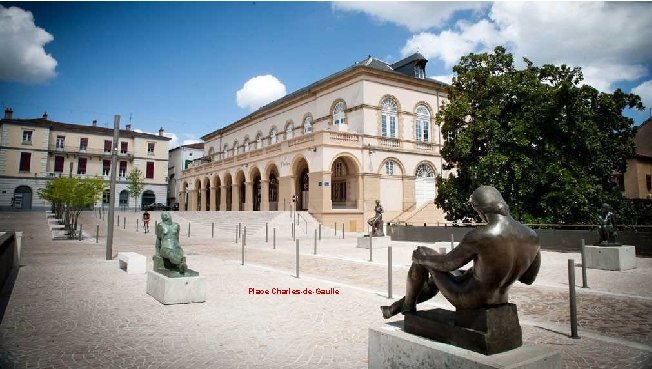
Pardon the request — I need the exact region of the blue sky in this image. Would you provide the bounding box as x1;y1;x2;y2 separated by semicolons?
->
1;2;651;148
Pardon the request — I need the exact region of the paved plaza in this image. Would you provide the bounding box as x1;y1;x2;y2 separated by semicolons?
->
1;210;651;368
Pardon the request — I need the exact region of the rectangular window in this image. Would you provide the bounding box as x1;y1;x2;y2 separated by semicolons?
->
146;161;154;179
79;137;88;151
147;142;155;154
121;142;128;154
56;135;65;149
77;158;87;174
119;161;127;177
54;156;64;173
415;121;421;141
22;130;32;144
184;159;192;169
19;152;31;172
104;140;112;153
381;115;387;137
102;160;111;175
389;117;397;138
423;123;429;142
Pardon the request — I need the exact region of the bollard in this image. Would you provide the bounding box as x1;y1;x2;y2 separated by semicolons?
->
96;225;99;243
295;239;300;278
292;222;295;241
388;246;393;298
568;259;580;339
136;219;139;232
123;218;125;229
319;223;322;240
334;221;337;236
239;223;242;238
241;226;246;265
212;222;214;238
79;224;83;241
580;239;588;288
266;223;268;243
342;223;344;239
117;215;120;228
424;222;426;227
369;231;373;262
235;225;239;243
313;229;317;255
273;228;276;249
450;234;455;249
188;223;191;238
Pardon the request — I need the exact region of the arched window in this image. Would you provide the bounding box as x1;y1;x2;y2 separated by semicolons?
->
384;160;397;176
286;123;294;140
415;163;435;178
381;98;398;138
256;133;263;149
415;105;430;142
303;116;313;134
333;101;346;126
223;144;229;158
243;137;250;152
270;128;278;144
208;147;215;157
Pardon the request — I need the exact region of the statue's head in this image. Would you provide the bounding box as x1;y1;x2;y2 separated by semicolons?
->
469;186;510;220
601;203;610;213
375;200;380;205
161;211;171;223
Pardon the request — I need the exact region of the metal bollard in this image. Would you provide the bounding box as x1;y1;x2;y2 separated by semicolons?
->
369;232;373;262
123;218;125;229
450;234;455;249
295;239;300;278
319;223;322;240
212;222;214;238
96;225;99;243
580;239;588;288
314;229;317;255
568;259;580;339
188;223;191;238
388;246;393;298
292;222;295;241
342;223;344;239
334;221;337;236
79;224;83;241
266;223;268;243
241;226;246;265
117;215;120;228
238;223;242;238
273;228;276;249
136;219;139;232
235;225;238;243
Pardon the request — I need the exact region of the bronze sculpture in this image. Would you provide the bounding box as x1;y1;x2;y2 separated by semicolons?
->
153;212;197;277
367;200;384;237
381;186;541;316
595;203;621;246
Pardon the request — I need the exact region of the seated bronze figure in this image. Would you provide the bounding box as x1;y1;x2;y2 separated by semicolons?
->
382;186;541;317
153;212;196;277
367;200;384;237
595;203;621;246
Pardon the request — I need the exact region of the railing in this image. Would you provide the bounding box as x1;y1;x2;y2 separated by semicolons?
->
379;137;401;148
329;132;359;142
47;144;133;159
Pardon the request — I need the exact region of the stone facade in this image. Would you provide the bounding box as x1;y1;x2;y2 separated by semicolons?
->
180;54;450;230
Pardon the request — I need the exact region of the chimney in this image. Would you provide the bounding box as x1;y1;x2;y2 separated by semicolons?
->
92;120;97;127
126;124;131;131
42;112;48;119
159;127;164;136
3;108;12;120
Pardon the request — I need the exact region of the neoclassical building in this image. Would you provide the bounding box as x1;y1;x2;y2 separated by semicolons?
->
180;53;449;230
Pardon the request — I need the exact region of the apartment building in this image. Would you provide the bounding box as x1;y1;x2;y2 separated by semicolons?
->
180;53;450;230
167;142;204;207
624;117;652;199
0;109;171;210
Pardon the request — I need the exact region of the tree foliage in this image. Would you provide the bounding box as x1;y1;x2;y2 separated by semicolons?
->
435;46;644;224
38;176;105;238
126;168;145;211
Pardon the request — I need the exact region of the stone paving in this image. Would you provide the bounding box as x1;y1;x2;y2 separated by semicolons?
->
0;210;651;368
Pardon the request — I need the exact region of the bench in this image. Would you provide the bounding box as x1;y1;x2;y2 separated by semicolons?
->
117;252;146;274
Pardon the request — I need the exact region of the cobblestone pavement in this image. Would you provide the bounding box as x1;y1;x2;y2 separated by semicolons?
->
1;211;651;369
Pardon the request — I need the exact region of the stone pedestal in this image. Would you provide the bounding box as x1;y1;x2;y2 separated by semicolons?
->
117;252;146;274
146;271;206;305
357;236;391;249
585;245;636;271
369;322;560;369
405;304;522;355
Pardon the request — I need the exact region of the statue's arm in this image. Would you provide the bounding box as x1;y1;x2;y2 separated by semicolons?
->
415;243;476;272
518;251;541;285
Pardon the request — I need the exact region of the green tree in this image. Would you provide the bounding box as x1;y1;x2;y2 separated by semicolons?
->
436;46;643;224
126;168;145;211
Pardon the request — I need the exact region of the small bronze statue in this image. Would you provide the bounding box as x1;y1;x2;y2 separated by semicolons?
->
595;203;621;246
381;186;541;316
367;200;384;237
153;212;197;277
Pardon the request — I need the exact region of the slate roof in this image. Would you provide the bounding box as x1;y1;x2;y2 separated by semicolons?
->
635;117;652;158
202;53;448;141
0;117;171;141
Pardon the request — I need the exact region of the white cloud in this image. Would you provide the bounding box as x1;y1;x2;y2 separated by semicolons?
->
0;5;57;83
429;74;454;85
236;75;287;112
332;2;487;32
632;80;652;110
396;2;652;92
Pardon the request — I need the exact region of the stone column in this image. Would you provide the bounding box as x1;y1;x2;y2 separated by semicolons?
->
199;187;206;211
220;185;227;211
210;186;218;211
279;175;295;212
179;191;186;211
232;184;240;211
261;179;270;211
188;190;198;211
245;181;254;211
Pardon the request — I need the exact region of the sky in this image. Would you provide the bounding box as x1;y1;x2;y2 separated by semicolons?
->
1;1;651;149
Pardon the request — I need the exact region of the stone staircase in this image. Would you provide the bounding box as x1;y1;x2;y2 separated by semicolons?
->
391;202;448;226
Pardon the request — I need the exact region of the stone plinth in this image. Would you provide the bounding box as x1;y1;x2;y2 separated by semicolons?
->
117;252;146;274
404;304;522;355
357;236;391;249
146;270;206;305
369;322;560;369
585;245;636;271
